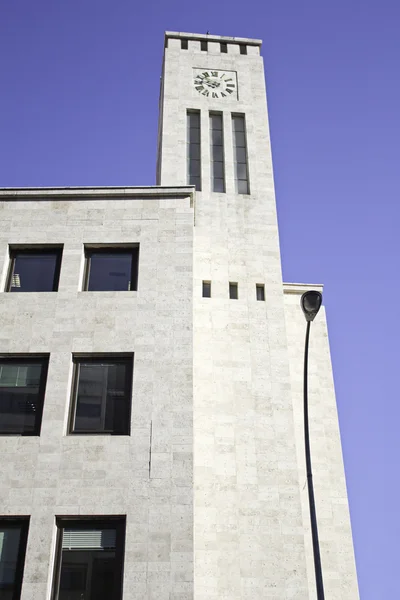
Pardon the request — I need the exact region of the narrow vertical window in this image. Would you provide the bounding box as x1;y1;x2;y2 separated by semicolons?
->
229;282;238;299
187;111;201;191
202;281;211;298
256;284;265;301
200;40;207;52
209;113;225;192
232;115;250;194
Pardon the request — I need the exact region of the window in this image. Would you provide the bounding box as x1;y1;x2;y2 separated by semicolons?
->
229;282;238;299
232;115;250;194
70;357;133;435
200;40;207;51
209;113;225;192
84;247;139;292
7;247;62;292
0;518;29;600
187;111;201;191
202;281;211;298
0;356;49;435
220;42;227;53
53;518;125;600
181;39;188;50
256;284;265;301
239;44;247;55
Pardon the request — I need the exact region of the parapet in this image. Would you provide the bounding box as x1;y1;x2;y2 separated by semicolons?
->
165;31;262;56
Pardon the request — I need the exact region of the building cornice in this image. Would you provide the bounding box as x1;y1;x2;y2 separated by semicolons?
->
165;31;262;46
0;185;195;204
283;282;324;294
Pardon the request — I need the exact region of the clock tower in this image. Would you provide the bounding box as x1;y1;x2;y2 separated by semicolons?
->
157;31;359;600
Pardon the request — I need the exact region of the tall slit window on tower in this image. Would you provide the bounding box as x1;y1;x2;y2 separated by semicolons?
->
187;111;201;191
232;114;250;194
209;113;225;192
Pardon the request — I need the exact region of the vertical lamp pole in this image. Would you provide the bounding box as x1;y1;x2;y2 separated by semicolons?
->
301;290;325;600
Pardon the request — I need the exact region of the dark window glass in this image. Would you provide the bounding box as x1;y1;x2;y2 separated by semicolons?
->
213;178;225;193
181;39;188;50
188;159;201;177
85;248;139;292
232;115;250;194
239;44;247;55
187;111;201;191
0;518;29;600
0;357;48;435
54;519;125;600
256;284;265;301
220;42;227;53
202;281;211;298
200;40;207;51
7;248;62;292
71;358;132;435
210;113;225;193
229;282;238;299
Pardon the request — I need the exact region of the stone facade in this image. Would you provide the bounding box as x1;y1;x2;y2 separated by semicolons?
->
0;187;194;599
158;32;359;599
0;30;359;600
284;284;359;599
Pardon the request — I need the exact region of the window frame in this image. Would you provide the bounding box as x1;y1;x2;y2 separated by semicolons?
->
83;246;139;292
0;355;49;436
256;284;265;301
187;110;202;191
229;282;238;299
202;281;211;298
232;113;250;195
6;246;63;293
209;112;225;193
52;517;126;600
0;517;30;600
69;355;133;436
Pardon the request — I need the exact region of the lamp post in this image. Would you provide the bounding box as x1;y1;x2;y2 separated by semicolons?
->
300;290;325;600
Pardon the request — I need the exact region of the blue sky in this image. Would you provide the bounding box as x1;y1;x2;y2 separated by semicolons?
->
1;1;399;596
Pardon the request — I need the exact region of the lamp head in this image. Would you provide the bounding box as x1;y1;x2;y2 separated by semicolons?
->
301;290;322;322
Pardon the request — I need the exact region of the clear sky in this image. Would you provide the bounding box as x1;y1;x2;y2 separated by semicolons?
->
1;1;399;596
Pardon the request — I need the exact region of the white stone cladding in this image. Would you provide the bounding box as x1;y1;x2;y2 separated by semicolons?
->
159;33;309;599
158;32;359;600
284;284;359;599
0;187;195;599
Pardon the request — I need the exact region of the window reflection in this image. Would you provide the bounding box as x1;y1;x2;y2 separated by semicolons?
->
55;521;124;600
85;248;139;292
0;358;48;435
0;520;29;599
71;358;132;435
8;248;62;292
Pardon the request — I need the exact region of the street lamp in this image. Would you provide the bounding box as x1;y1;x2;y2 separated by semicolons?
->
300;290;325;600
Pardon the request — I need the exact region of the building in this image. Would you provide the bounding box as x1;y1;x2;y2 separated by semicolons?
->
0;31;358;599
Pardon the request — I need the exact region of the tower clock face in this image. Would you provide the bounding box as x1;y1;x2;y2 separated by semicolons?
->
193;69;237;99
